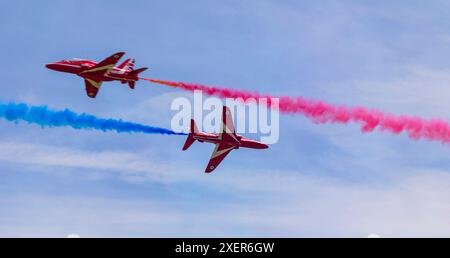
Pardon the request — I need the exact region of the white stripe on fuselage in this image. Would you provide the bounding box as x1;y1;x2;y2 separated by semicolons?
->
58;64;82;68
110;69;129;75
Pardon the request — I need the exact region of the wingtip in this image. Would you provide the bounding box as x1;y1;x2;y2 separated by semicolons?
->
205;165;216;173
113;52;126;59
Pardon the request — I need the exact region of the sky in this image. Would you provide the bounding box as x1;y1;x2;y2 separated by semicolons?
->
1;0;450;237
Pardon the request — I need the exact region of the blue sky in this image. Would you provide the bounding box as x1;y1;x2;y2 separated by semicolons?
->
1;0;450;237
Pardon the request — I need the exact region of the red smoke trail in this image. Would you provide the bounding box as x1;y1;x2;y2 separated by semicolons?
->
142;78;450;143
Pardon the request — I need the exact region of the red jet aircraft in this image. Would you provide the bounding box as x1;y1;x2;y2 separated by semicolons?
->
46;52;148;98
183;106;269;173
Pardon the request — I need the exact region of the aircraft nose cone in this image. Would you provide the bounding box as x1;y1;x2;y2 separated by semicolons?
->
254;142;269;149
45;63;58;70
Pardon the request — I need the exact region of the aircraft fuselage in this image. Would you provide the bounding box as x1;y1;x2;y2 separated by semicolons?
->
193;132;268;149
46;60;139;83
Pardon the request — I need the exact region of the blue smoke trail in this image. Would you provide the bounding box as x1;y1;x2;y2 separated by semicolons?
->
0;102;186;136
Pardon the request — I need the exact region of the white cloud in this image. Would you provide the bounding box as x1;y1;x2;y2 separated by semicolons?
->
0;196;183;237
0;141;174;183
1;140;450;237
187;170;450;237
330;66;450;118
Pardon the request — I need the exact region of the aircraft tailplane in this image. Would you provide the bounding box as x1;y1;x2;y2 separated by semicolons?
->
182;119;198;151
130;67;148;77
127;68;148;89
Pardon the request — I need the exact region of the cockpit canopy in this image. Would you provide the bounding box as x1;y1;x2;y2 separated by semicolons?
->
61;58;89;63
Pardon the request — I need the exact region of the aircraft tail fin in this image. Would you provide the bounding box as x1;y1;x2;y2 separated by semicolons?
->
117;58;135;72
182;119;198;151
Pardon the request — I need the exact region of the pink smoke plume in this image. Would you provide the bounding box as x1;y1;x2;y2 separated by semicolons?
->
143;78;450;143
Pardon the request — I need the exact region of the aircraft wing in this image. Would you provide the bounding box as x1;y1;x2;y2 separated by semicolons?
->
205;143;236;173
81;52;125;76
84;79;102;98
219;106;240;144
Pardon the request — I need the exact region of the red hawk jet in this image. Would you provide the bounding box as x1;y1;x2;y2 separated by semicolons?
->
46;52;148;98
183;106;269;173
